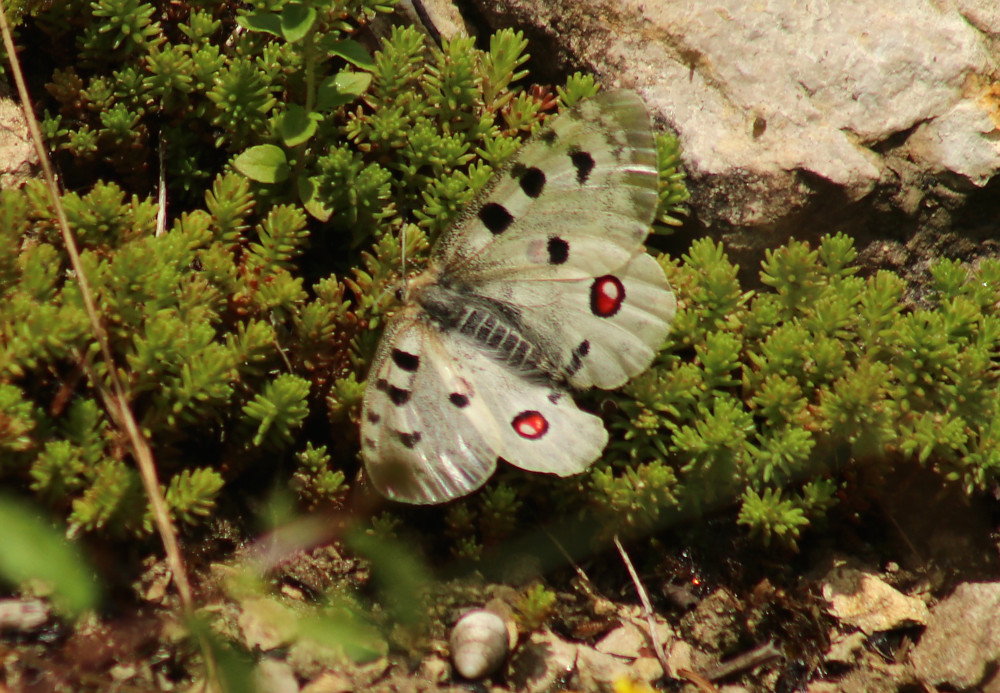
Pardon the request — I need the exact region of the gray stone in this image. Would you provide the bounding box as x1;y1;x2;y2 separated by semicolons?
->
822;564;929;634
474;0;1000;236
912;581;1000;689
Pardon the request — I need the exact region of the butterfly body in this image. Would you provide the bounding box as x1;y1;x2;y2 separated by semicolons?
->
360;91;676;504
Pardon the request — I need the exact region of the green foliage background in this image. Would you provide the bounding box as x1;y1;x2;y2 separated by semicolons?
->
1;0;998;560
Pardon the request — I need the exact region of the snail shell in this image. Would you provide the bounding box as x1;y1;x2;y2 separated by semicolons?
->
449;609;513;680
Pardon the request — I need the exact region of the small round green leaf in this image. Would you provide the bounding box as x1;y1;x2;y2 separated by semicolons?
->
316;71;372;111
278;105;321;147
234;145;290;184
298;177;332;222
280;3;316;43
236;11;282;37
323;39;376;70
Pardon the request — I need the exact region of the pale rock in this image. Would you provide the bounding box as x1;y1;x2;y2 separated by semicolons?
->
399;0;468;42
950;0;1000;34
904;99;1000;186
418;655;451;684
0;598;49;632
825;630;867;665
666;639;694;679
822;564;929;634
239;598;299;651
595;617;671;659
285;639;375;682
254;659;300;693
595;621;647;658
507;630;579;693
0;97;36;189
472;0;1000;231
630;656;664;682
804;683;840;693
300;671;353;693
109;664;138;682
575;645;632;688
911;581;1000;689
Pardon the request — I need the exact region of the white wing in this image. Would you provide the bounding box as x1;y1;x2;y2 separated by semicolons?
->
433;91;660;280
467;251;675;390
360;308;608;504
428;90;675;390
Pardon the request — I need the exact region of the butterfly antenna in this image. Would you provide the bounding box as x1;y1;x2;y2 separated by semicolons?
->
400;224;407;279
399;224;408;301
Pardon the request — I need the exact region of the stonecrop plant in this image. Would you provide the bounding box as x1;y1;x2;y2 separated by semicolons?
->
3;0;998;558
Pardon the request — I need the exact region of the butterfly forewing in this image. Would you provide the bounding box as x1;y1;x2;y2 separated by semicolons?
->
432;91;659;277
359;90;676;504
479;250;675;390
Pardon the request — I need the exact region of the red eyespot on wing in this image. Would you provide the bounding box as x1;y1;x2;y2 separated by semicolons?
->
512;410;549;439
591;275;625;317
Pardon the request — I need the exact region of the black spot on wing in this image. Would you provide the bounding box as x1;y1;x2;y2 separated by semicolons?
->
547;236;569;264
391;349;420;371
512;164;546;198
569;147;595;184
399;431;421;448
388;386;411;406
449;393;470;408
366;411;381;424
539;128;558;145
567;340;591;376
479;202;514;234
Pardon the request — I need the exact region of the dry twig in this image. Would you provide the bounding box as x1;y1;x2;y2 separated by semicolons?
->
613;534;671;677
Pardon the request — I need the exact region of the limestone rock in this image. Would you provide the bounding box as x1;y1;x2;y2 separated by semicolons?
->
472;0;1000;235
912;581;1000;689
822;565;929;634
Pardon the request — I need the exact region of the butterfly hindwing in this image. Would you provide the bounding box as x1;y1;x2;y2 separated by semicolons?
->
468;250;676;390
361;311;500;504
361;310;608;504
